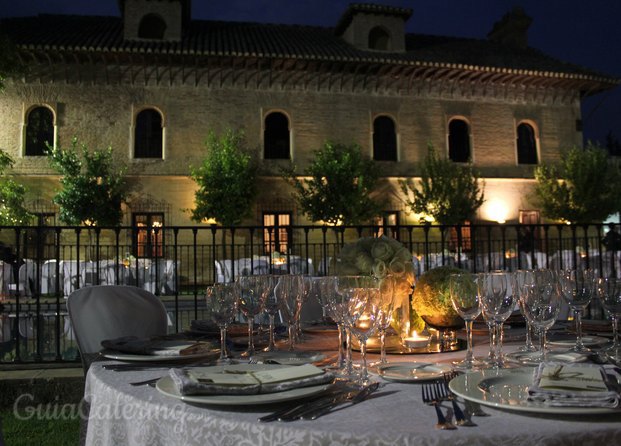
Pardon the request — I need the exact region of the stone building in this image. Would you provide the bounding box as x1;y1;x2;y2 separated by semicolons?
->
0;0;618;246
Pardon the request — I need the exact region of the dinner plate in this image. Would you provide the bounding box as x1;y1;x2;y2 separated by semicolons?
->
155;363;330;405
449;367;621;415
548;336;610;348
375;362;452;382
251;350;325;366
506;350;589;366
100;348;220;363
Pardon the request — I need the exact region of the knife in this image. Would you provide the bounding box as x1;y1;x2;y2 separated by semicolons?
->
297;382;381;421
258;385;347;422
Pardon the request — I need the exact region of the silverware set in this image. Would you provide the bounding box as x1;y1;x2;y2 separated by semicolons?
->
421;372;483;429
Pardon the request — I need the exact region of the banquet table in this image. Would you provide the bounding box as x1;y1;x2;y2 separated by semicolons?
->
84;332;621;446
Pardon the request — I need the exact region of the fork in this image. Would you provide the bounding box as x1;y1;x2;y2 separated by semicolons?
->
437;377;476;427
443;371;488;417
421;383;456;430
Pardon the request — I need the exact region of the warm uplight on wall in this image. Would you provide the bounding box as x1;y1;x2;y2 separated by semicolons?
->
482;199;509;224
203;217;218;224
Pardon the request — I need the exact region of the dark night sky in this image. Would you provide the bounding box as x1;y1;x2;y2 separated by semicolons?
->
1;0;620;146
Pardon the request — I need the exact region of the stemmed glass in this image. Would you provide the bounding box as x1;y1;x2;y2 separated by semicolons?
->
236;275;269;357
521;269;561;363
205;282;239;363
274;274;303;351
478;271;515;368
449;273;482;370
512;270;538;352
372;276;396;366
596;277;621;363
261;275;280;352
558;269;596;352
348;284;381;384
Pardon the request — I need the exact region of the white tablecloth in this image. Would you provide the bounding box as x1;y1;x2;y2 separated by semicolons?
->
84;335;621;446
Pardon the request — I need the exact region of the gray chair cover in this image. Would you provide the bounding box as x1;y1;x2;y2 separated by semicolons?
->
66;285;168;373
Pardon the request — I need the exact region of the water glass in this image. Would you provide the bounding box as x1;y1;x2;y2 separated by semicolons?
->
478;272;515;368
558;269;596;352
449;273;482;370
261;275;280;352
596;277;621;363
274;274;304;351
512;270;538;352
348;285;381;384
236;275;269;357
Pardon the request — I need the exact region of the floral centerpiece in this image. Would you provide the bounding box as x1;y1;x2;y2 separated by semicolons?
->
411;265;465;330
333;235;425;338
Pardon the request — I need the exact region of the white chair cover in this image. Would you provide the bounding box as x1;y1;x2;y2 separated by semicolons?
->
41;260;59;294
67;285;168;372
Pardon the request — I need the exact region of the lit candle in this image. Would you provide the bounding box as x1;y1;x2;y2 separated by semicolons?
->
403;331;429;348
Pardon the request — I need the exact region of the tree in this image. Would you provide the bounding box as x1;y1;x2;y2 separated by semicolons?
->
0;33;23;92
534;142;621;223
189;129;257;226
399;144;484;226
47;137;128;226
0;150;33;225
283;141;381;226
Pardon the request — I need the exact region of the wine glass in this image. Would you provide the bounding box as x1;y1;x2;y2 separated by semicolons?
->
274;274;303;351
558;269;596;352
478;271;515;368
318;276;347;370
372;275;396;366
205;282;239;363
596;277;621;363
449;273;482;370
236;275;269;357
348;284;381;385
511;270;538;352
261;275;280;352
521;269;561;363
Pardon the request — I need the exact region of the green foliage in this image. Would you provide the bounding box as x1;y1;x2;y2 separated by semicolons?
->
47;138;128;226
400;144;484;226
283;141;381;226
534;142;621;223
411;265;465;320
1;408;80;446
189;129;257;226
0;33;24;92
0;150;33;225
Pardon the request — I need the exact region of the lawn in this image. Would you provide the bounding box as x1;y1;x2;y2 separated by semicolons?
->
1;408;80;446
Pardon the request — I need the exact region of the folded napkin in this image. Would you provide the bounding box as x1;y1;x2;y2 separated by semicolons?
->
527;362;620;408
169;364;335;396
101;336;215;356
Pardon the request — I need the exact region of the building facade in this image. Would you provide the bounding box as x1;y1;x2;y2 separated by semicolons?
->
0;0;618;243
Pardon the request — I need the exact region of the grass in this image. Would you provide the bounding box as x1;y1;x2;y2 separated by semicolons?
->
1;408;80;446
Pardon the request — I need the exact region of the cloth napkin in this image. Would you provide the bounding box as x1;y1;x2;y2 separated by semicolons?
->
169;364;335;396
101;336;215;356
527;362;621;408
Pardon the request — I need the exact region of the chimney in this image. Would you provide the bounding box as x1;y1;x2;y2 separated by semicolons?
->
487;7;532;49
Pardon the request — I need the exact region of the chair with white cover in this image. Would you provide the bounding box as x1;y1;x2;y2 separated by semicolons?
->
66;285;168;374
0;261;13;296
9;260;37;297
40;260;60;295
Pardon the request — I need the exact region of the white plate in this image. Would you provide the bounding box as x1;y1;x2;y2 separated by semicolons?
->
100;349;219;363
506;350;589;366
251;350;325;366
449;367;621;415
155;363;330;406
548;336;609;347
375;362;452;382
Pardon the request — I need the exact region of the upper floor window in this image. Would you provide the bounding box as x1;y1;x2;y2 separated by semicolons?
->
368;26;390;51
448;118;471;163
138;13;166;39
25;106;54;156
373;115;397;161
264;112;290;159
516;122;538;164
134;108;163;159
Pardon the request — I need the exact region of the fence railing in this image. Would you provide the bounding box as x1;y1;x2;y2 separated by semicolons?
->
1;221;619;364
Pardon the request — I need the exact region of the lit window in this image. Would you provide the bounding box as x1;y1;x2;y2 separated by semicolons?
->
516;122;538;164
133;213;164;258
25;107;54;156
263;212;291;254
264;112;290;159
448;119;471;162
138;14;166;39
373;116;397;161
134;109;163;158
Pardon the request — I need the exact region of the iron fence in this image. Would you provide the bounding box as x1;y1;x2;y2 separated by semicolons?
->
0;221;619;365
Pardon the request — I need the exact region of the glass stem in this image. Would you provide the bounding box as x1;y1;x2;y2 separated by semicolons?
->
247;319;255;356
346;328;353;376
337;324;345;368
574;309;584;350
525;321;535;350
379;328;387;364
359;338;368;384
288;323;296;351
267;314;276;351
612;316;619;351
487;321;495;362
464;319;474;363
219;327;228;361
540;328;548;362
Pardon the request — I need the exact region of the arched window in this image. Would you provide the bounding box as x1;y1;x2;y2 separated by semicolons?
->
373;116;397;161
25;106;54;156
516;122;538;164
138;13;166;39
134;108;163;158
264;112;290;159
368;26;390;51
448;118;471;162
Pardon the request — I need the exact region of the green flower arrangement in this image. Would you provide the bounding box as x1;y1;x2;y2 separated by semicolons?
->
333;235;425;334
411;265;466;329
